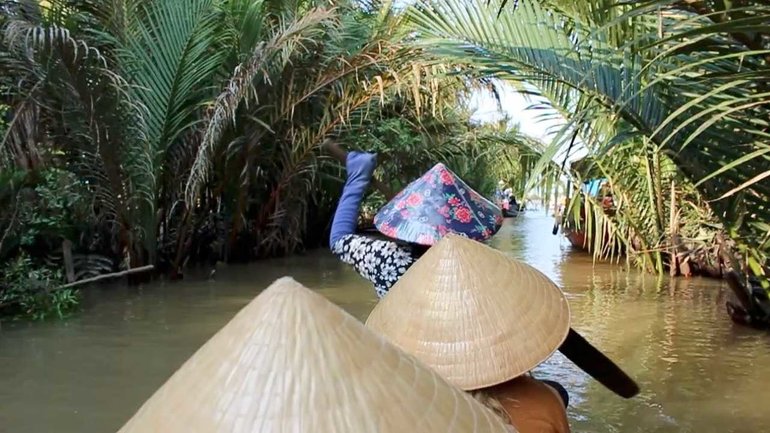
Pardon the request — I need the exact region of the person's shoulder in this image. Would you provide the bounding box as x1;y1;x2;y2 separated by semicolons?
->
490;377;571;432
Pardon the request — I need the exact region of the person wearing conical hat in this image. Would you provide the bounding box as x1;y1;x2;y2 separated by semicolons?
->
508;194;519;213
118;277;516;433
501;188;515;211
494;181;507;207
366;234;574;433
326;140;501;298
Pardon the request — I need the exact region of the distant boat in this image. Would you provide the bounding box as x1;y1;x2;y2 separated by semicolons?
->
560;178;616;252
563;225;613;251
564;226;586;250
503;201;520;218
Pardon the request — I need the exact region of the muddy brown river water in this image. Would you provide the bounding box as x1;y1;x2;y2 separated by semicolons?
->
1;213;768;432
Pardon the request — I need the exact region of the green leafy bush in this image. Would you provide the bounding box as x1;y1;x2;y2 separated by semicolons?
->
0;168;89;319
0;253;76;320
0;104;8;137
20;168;91;246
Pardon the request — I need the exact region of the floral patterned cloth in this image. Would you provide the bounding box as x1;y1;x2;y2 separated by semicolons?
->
374;163;502;245
331;234;417;298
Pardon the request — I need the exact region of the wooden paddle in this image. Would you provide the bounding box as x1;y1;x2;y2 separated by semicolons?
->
558;328;640;398
552;213;561;235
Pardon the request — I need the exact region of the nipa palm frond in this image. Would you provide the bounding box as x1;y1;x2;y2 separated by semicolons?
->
184;7;336;204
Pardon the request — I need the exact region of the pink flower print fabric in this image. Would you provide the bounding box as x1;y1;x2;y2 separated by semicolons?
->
374;163;502;245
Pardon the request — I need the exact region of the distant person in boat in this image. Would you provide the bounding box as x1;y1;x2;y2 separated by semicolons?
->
367;234;572;433
501;188;512;212
326;141;502;298
600;184;614;208
495;180;506;197
597;182;615;216
601;194;614;211
509;195;519;212
494;180;507;208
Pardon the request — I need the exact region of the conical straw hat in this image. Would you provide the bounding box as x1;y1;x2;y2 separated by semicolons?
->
374;163;502;245
366;234;571;391
118;277;515;433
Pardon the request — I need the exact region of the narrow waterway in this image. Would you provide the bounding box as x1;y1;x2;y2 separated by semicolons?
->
0;213;768;433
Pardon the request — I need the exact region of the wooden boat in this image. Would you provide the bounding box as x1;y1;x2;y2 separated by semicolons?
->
502;201;520;218
564;226;587;250
560;178;617;252
563;225;612;251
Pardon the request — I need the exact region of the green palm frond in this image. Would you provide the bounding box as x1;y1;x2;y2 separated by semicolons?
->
184;7;335;204
410;0;770;268
109;0;228;259
117;0;223;161
1;13;140;215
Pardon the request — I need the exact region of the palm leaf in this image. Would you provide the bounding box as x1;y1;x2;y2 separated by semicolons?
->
409;0;769;264
184;7;336;203
113;0;225;259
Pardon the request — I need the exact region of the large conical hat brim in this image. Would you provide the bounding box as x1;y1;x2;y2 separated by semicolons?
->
374;163;502;245
118;277;514;433
366;234;571;391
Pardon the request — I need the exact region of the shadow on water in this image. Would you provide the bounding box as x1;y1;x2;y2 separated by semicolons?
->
1;213;769;432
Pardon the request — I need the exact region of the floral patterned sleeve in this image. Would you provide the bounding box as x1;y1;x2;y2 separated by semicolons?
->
331;234;417;299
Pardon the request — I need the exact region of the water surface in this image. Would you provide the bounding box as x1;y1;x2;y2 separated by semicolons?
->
1;214;767;433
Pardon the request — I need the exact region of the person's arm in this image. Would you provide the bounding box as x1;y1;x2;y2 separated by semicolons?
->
328;148;377;247
325;140;415;297
331;234;416;298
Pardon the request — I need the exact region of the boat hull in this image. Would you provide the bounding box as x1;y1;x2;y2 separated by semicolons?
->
564;226;618;253
565;228;588;250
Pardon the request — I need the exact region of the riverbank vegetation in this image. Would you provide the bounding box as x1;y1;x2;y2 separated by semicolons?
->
0;0;543;318
2;0;768;324
408;0;770;325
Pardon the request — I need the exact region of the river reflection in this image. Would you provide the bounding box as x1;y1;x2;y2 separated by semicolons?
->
0;213;768;433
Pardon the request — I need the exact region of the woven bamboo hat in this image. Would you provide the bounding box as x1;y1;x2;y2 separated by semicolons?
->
118;277;515;433
366;234;571;391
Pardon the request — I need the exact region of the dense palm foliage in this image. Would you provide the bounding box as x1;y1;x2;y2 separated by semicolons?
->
565;146;725;279
353;107;552;222
407;0;770;294
0;0;547;317
4;0;767;321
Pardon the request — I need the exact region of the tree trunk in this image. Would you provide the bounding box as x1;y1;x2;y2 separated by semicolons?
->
62;239;76;283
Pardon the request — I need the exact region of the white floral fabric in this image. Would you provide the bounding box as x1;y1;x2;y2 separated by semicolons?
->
331;234;417;298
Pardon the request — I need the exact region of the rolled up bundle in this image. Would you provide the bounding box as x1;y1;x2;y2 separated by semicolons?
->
117;277;515;433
